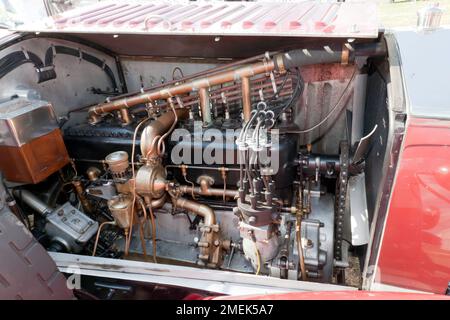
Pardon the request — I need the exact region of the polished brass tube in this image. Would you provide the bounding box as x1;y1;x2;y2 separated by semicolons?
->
140;108;189;158
166;164;240;172
92;221;117;256
179;185;238;199
241;76;251;122
150;194;167;209
200;178;210;193
72;179;93;214
143;76;293;111
172;197;216;226
179;175;238;199
120;108;132;125
171;196;222;267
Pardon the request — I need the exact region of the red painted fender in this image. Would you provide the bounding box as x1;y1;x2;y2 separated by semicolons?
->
376;117;450;294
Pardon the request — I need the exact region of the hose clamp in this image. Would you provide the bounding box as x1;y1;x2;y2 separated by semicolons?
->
341;44;350;66
275;54;286;74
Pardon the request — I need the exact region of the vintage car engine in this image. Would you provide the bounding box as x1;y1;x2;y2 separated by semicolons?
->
0;42;385;285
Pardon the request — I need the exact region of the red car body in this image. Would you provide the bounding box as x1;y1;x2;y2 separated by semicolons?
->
377;117;450;294
212;290;450;300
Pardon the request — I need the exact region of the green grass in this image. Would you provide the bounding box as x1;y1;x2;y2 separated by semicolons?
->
379;0;450;28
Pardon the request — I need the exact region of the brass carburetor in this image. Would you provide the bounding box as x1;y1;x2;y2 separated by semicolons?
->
103;108;226;268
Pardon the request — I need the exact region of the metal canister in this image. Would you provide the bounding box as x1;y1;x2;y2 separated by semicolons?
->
107;195;133;229
417;3;443;31
105;151;129;180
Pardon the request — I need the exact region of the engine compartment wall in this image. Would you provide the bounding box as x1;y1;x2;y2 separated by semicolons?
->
295;64;355;155
0;35;121;117
121;57;219;92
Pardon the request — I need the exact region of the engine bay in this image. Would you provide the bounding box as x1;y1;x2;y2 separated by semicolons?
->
0;33;390;289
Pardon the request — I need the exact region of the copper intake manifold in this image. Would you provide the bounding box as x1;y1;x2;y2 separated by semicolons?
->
88;43;385;125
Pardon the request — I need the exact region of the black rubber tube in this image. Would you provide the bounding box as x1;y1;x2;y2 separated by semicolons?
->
279;49;342;70
275;42;386;71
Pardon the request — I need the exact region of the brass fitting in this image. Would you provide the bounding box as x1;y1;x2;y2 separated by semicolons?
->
72;178;93;214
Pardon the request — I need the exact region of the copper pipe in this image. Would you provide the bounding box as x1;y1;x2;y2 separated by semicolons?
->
172;197;216;226
241;76;251;122
210;80;292;101
210;75;291;97
129;75;293;114
72;179;93;214
87;44;384;122
140;108;189;158
180;164;197;199
159;87;293;110
179;176;239;199
198;87;211;126
150;193;167;209
70;52;281;116
171;196;222;267
124;228;130;256
92;221;116;256
153;80;293;110
166;164;240;172
140;198;157;263
88;59;275;122
179;184;238;199
174;76;291;103
108;52;280;101
199;178;210;193
220;167;227;203
120;108;132;125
